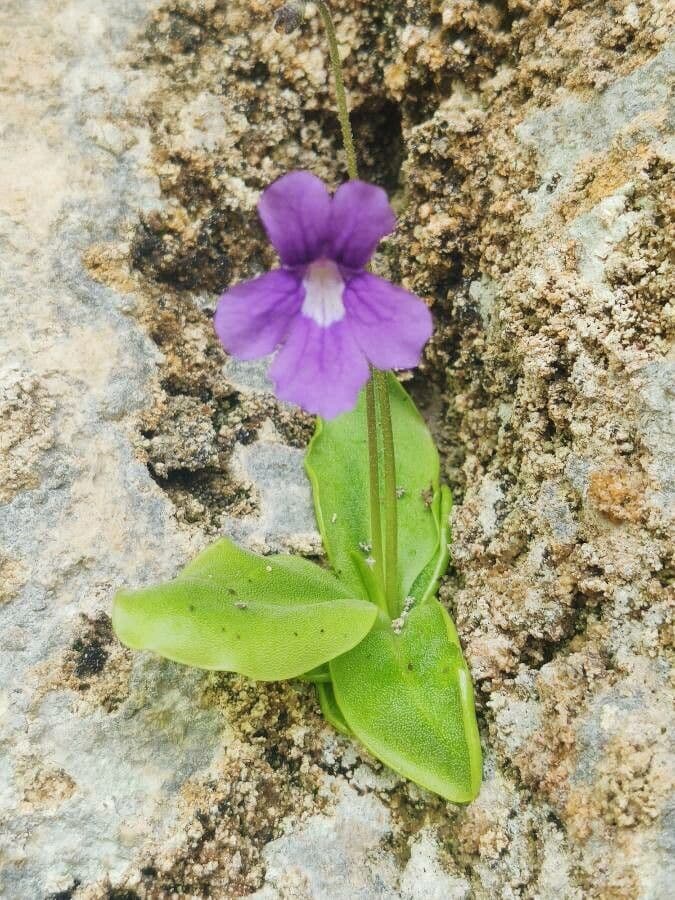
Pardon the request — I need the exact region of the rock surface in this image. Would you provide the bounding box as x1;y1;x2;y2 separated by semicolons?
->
0;0;673;898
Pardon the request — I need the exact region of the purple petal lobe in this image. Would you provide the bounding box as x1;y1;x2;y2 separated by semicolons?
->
258;171;332;266
343;272;433;370
269;315;370;419
214;269;304;361
328;180;397;268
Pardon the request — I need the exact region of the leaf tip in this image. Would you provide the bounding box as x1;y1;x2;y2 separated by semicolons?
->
111;587;145;651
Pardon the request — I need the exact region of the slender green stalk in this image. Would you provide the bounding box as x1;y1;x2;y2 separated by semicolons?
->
365;376;385;607
315;1;398;614
374;370;398;617
315;2;358;180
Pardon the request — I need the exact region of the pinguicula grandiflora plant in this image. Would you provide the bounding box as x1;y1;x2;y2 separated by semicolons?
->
113;1;482;803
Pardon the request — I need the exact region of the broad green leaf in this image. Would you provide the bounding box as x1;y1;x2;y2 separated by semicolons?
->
329;599;482;803
317;683;352;736
113;538;378;681
306;374;441;603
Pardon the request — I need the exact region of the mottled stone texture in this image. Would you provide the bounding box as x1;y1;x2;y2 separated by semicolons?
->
0;0;672;898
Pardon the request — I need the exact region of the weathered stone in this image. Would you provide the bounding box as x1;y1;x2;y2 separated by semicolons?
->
1;0;672;897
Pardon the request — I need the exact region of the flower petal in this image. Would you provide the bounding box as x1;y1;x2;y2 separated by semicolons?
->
258;171;332;266
214;269;304;360
343;272;432;370
269;316;370;419
328;180;396;268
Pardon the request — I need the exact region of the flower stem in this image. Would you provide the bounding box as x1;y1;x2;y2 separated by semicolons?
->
365;375;386;609
315;2;358;181
316;1;398;615
374;370;399;617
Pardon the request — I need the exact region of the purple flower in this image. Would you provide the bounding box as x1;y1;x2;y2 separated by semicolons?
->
214;171;432;418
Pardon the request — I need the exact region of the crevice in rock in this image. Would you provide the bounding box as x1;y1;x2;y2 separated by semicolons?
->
46;881;81;900
351;97;405;191
147;466;258;530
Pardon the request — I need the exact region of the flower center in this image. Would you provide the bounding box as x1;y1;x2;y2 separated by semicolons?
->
301;259;345;327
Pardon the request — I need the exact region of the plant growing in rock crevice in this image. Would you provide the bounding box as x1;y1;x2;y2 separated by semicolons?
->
113;1;482;803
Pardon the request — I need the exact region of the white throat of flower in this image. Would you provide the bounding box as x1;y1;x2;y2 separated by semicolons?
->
301;259;346;327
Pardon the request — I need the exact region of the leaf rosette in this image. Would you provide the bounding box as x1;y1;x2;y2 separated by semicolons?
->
114;377;482;803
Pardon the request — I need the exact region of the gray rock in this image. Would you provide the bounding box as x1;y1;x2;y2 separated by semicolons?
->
1;1;672;898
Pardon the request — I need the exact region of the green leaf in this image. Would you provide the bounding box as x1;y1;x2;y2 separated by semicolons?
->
329;599;482;803
299;664;331;683
317;683;352;736
410;484;453;605
113;538;378;681
306;374;441;603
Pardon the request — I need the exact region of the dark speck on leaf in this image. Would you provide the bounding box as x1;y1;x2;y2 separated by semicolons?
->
407;662;414;671
421;485;434;508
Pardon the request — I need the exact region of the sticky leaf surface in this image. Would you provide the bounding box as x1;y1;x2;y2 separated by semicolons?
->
330;599;482;803
306;374;441;602
113;538;377;681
